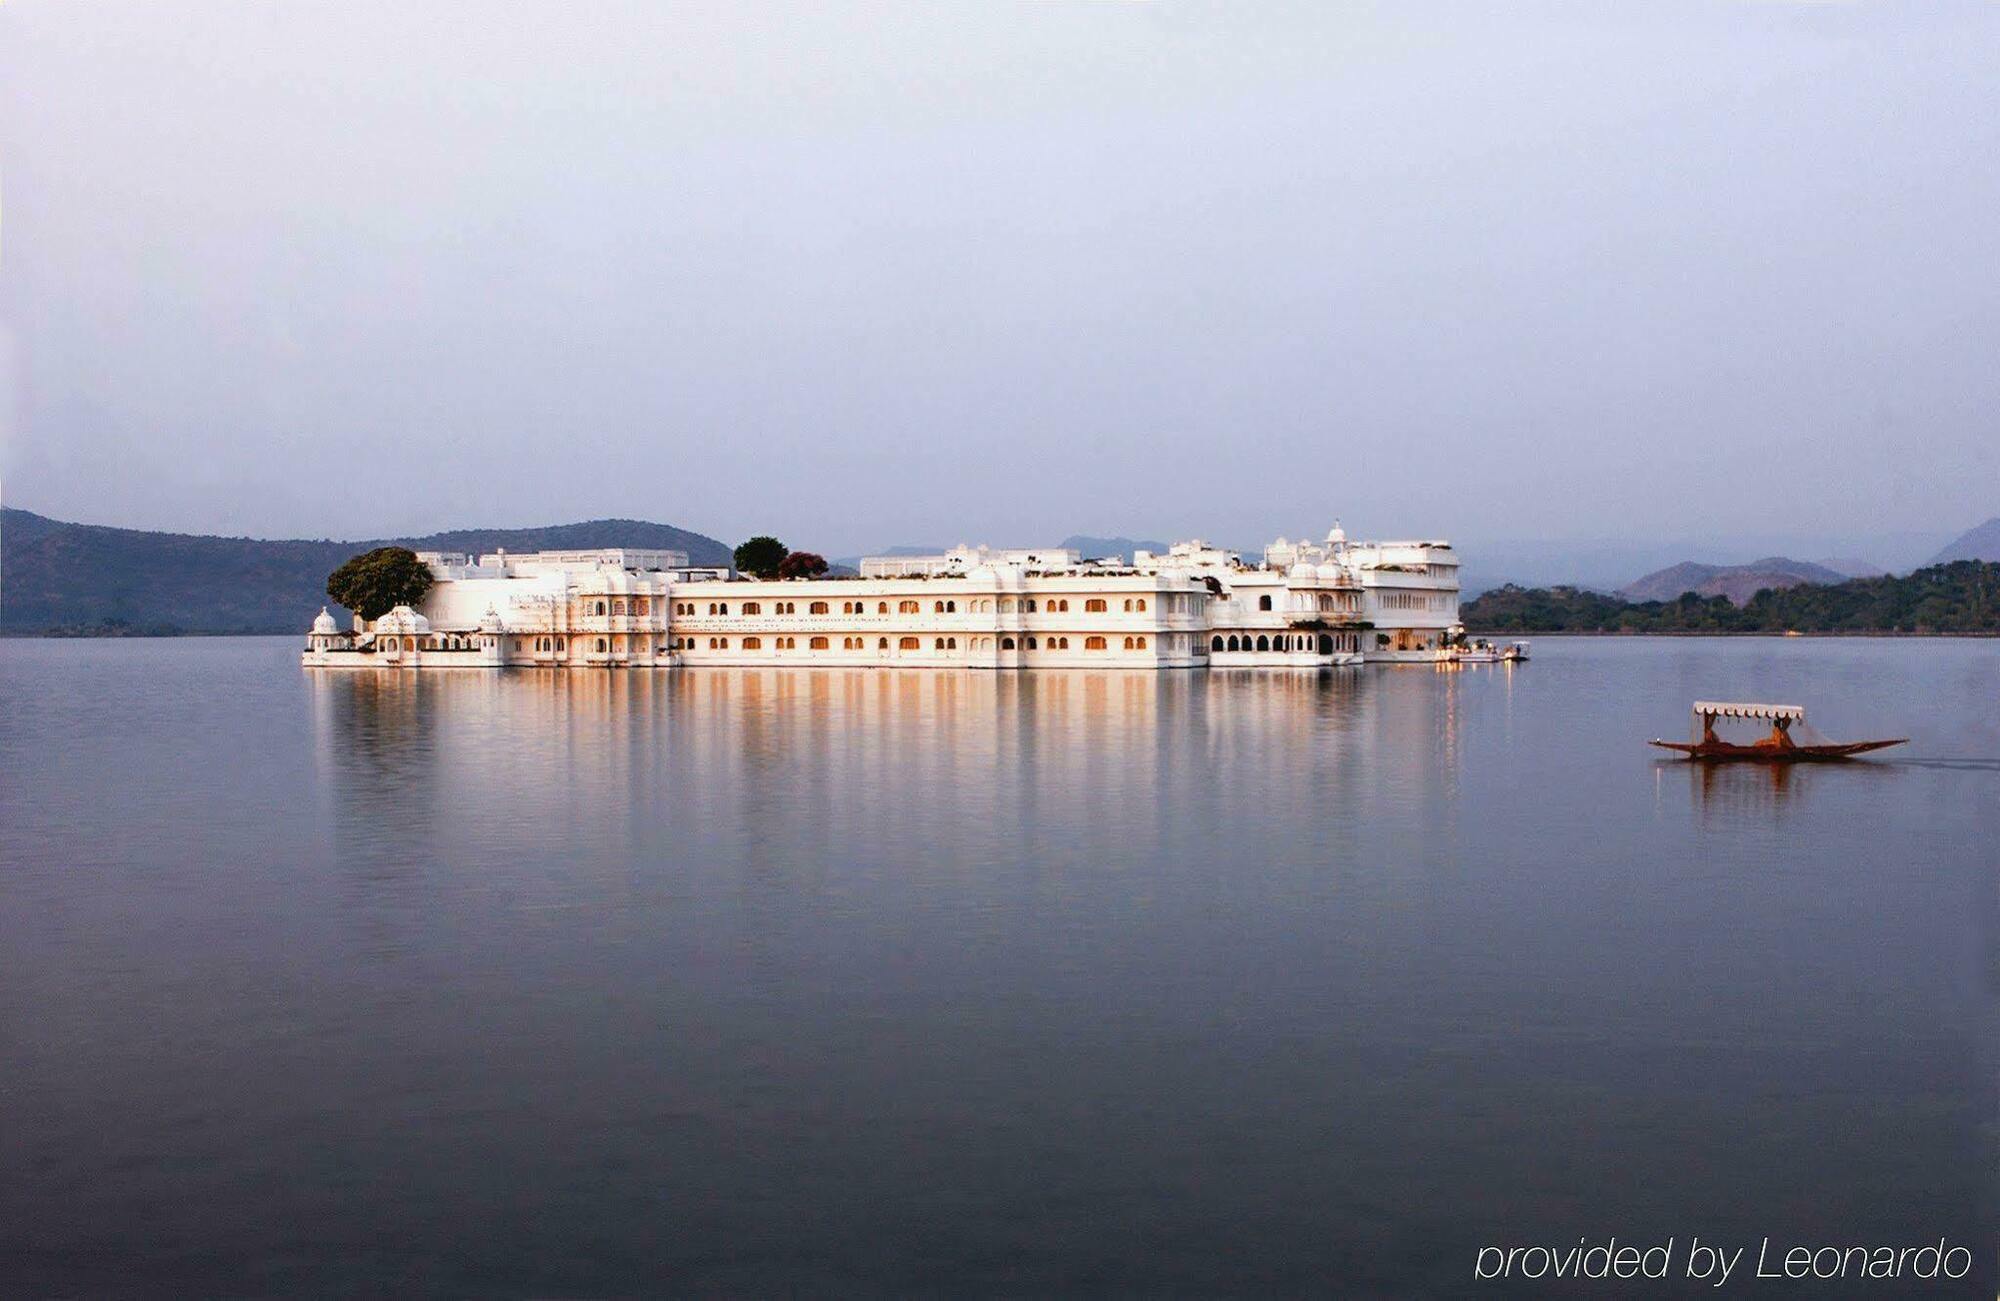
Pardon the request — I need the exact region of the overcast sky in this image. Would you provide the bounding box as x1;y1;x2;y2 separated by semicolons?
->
2;2;1996;556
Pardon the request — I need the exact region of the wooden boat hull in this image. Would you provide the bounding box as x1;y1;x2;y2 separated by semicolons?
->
1649;738;1906;762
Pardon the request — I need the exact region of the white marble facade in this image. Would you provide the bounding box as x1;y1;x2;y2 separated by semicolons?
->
302;530;1461;670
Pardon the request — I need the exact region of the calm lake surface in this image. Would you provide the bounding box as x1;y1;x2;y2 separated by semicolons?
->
4;636;1997;1296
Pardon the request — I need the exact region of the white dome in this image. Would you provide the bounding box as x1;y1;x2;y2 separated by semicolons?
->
373;605;431;635
478;605;504;632
312;606;339;634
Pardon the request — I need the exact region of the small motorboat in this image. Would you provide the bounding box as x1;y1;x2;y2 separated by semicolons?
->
1650;701;1905;762
1500;640;1530;663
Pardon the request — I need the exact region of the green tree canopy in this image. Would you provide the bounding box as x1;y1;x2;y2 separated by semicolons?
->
326;547;436;621
734;535;788;579
777;550;829;580
1462;562;2000;634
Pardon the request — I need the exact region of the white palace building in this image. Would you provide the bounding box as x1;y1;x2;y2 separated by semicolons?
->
302;528;1462;672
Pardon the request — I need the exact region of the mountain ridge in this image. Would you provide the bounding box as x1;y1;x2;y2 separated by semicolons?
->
1617;556;1849;605
1;507;732;634
1930;517;2000;565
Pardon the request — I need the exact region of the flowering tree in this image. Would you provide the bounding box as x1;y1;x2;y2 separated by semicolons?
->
777;551;829;579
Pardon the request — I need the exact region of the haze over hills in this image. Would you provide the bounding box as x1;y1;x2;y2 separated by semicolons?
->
1815;556;1887;579
1930;518;2000;564
1617;557;1851;605
0;507;731;635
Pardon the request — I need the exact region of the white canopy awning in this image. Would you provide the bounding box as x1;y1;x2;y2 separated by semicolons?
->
1692;701;1805;720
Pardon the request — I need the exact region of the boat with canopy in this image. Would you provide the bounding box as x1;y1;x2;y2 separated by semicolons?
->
1649;701;1905;762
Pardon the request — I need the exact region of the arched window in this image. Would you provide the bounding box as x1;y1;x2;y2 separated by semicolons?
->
1211;636;1224;652
935;637;947;650
613;600;627;615
1135;636;1147;649
946;600;957;613
1256;635;1270;651
743;602;761;615
1122;636;1134;650
899;600;920;614
1085;636;1107;650
1056;599;1069;612
743;636;762;649
1001;637;1016;650
1136;598;1147;611
947;637;958;649
809;635;828;650
1258;594;1273;611
877;601;889;614
810;601;828;615
1026;637;1038;649
878;637;889;650
899;636;920;651
1023;599;1037;612
595;601;607;615
1086;599;1107;613
596;638;608;652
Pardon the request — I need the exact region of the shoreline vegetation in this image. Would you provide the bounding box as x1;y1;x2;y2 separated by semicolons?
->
1465;561;2000;635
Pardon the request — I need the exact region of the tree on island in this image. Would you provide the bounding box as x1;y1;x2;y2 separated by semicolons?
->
326;547;435;620
734;535;789;578
777;550;829;580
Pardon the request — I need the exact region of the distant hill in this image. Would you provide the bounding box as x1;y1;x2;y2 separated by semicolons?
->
1467;560;2000;634
0;507;732;635
1930;518;2000;564
1059;535;1168;561
1617;556;1849;605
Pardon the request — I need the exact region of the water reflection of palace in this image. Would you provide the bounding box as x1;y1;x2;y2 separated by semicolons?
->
308;666;1482;884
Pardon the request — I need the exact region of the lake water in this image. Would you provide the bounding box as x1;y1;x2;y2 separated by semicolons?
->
4;636;1997;1295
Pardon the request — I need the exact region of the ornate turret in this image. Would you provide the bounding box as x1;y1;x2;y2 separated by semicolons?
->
373;605;432;636
312;607;339;635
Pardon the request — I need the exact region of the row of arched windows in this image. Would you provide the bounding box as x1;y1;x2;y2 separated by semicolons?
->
1209;633;1360;654
667;594;1165;619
